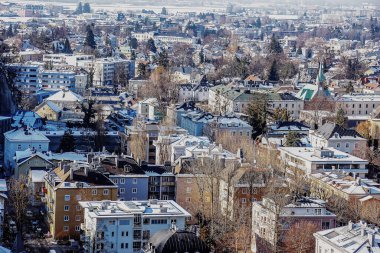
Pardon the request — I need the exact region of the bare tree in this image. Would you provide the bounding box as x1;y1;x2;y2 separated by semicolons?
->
8;176;30;231
283;220;319;253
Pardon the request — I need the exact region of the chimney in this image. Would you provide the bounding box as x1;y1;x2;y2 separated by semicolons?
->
70;168;74;180
348;221;354;231
368;232;376;247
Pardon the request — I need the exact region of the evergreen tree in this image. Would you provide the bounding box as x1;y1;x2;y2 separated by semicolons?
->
84;25;96;49
284;132;301;147
75;2;83;14
156;50;169;68
82;100;96;129
161;7;168;15
6;25;13;37
129;37;138;49
137;63;147;78
199;49;205;64
63;38;72;54
59;131;75;152
130;50;136;60
83;3;91;13
256;17;261;28
268;35;283;54
267;60;279;81
296;46;303;54
247;97;268;139
346;81;354;93
147;38;157;53
335;108;347;127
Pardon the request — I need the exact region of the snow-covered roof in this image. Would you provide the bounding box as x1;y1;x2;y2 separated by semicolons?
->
46;90;84;103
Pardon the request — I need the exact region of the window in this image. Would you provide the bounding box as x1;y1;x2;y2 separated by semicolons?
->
162;195;169;200
76;205;81;211
64;215;69;221
120;178;125;184
315;209;322;215
76;195;81;201
92;189;97;195
186;178;192;183
64;205;69;211
133;178;137;184
322;221;330;229
111;232;114;237
120;188;125;193
121;231;124;236
113;179;118;184
132;188;137;193
151;219;167;224
121;243;124;249
64;195;70;201
75;215;81;221
63;226;69;231
242;198;247;204
132;197;137;201
336;143;341;148
17;144;22;150
345;143;350;148
103;189;109;195
242;188;248;194
111;243;114;249
75;225;80;231
186;197;191;202
186;187;191;193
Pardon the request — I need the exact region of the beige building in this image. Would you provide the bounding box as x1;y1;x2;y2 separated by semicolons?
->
44;163;118;239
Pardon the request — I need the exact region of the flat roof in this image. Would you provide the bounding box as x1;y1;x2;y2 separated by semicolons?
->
279;147;368;164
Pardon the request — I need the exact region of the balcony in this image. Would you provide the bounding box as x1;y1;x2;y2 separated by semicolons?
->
161;182;175;186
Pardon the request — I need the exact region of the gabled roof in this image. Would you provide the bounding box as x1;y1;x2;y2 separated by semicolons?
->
315;122;363;140
46;90;84;103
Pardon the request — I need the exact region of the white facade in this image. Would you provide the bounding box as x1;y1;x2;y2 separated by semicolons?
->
79;200;191;253
336;94;380;118
309;130;367;155
7;63;41;91
279;147;368;177
93;58;134;86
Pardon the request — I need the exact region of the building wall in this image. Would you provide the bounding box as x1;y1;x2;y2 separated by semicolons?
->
15;155;52;179
35;104;60;121
4;137;49;171
110;175;149;201
46;186;118;239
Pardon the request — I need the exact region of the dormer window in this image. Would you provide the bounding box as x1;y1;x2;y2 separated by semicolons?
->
124;165;131;173
334;133;339;138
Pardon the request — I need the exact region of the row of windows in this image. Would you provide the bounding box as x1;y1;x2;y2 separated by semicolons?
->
64;189;110;201
63;225;80;232
119;188;138;194
112;178;138;184
63;215;81;222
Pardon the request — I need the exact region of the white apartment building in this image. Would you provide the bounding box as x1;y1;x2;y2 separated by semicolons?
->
79;200;191;253
6;63;41;92
93;58;135;86
252;197;336;253
314;221;380;253
40;70;76;90
42;54;95;67
335;94;380;118
279;147;368;177
309;123;367;155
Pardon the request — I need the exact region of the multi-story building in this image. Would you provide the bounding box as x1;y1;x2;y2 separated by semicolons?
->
279;147;368;177
251;197;336;253
310;171;380;201
208;86;304;118
314;221;380;253
3;128;50;173
39;70;76;90
7;63;40;92
93;58;135;86
336;94;380;118
141;163;176;200
203;116;253;140
92;154;149;201
44;163;118;239
79;199;191;253
309;122;367;155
